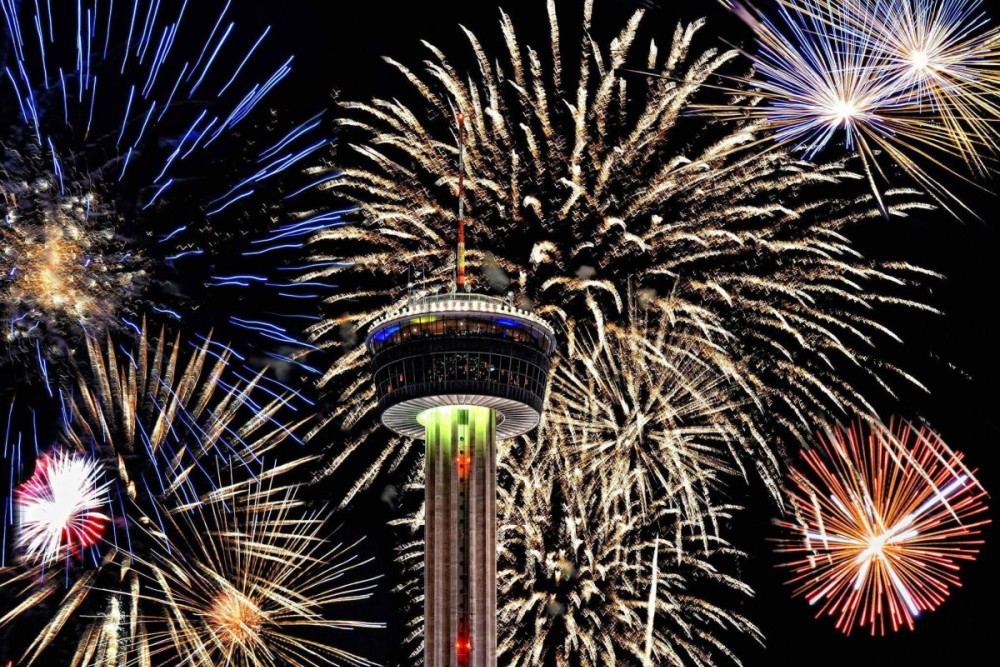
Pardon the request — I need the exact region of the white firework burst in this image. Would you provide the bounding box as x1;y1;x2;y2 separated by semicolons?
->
15;451;111;564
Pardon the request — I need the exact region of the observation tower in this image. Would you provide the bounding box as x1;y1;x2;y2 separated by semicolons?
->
366;114;556;667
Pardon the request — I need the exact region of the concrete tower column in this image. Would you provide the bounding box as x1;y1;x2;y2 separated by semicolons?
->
423;405;497;667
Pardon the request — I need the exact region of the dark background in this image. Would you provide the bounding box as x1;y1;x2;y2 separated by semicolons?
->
4;0;999;665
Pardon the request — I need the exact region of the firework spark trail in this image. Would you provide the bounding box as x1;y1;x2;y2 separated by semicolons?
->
0;0;340;378
67;325;310;501
139;479;383;667
498;436;759;666
0;325;317;665
304;0;935;512
712;0;1000;215
390;430;761;666
550;298;752;524
776;418;990;635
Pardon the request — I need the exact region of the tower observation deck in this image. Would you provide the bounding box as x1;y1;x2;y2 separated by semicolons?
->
366;291;556;666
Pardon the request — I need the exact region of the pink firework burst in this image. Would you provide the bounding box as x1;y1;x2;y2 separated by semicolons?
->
15;451;110;564
776;419;990;635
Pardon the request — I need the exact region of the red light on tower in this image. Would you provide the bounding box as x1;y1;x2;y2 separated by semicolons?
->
455;453;472;480
456;628;472;662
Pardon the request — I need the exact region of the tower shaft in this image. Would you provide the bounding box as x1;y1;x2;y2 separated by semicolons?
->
423;406;497;667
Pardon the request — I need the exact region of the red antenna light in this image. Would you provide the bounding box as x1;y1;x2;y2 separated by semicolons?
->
456;112;467;291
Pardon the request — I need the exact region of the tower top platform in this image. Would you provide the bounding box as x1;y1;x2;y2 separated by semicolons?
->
366;292;556;352
366;292;557;439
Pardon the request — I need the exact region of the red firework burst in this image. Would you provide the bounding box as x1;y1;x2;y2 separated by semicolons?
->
776;419;990;635
14;451;110;563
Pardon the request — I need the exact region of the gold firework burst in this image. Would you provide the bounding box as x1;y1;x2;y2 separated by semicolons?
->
206;591;264;648
551;296;758;518
1;180;145;343
304;0;933;512
141;481;383;667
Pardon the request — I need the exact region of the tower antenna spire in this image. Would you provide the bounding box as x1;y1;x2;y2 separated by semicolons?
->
456;112;467;292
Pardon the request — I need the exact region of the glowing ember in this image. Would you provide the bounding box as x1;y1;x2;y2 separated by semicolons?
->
207;590;264;648
909;50;931;71
12;224;100;318
829;98;860;124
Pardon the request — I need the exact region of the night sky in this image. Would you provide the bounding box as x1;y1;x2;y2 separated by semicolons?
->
3;1;999;665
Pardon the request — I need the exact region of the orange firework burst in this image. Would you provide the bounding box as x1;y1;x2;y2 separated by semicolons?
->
206;590;264;649
776;418;990;635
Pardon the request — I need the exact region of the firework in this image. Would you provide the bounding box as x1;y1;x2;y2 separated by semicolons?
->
715;0;899;156
1;183;145;344
776;419;990;635
14;450;110;565
306;0;933;510
67;325;310;497
862;0;1000;172
0;0;337;376
0;325;313;665
714;0;1000;214
140;481;382;667
390;432;760;666
498;436;759;666
549;297;755;521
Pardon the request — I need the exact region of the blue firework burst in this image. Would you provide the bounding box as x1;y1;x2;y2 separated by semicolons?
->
0;0;342;385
